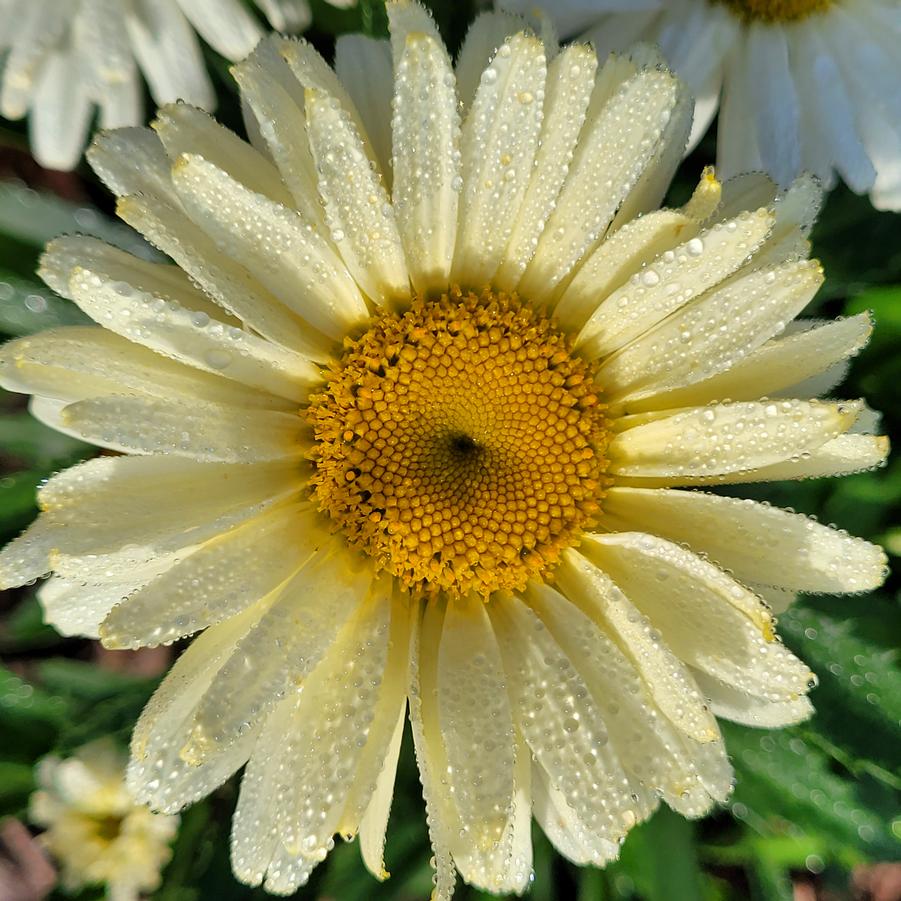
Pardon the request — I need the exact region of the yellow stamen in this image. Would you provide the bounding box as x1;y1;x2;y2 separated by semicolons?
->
308;288;609;598
716;0;832;23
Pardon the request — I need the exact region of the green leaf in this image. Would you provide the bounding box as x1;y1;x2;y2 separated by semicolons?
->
0;760;35;816
0;413;89;466
615;806;705;901
724;722;897;861
36;658;154;701
0;665;67;760
0;271;90;336
1;592;62;652
0;181;153;258
779;599;901;786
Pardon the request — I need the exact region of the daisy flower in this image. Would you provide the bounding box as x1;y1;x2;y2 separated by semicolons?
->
29;739;179;901
503;0;901;210
0;1;888;896
0;0;313;171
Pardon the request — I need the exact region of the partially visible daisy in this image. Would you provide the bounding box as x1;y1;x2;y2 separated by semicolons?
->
0;1;889;897
502;0;901;210
0;0;314;171
29;739;179;900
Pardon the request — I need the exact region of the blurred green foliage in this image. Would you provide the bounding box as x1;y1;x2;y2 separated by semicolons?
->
0;1;898;899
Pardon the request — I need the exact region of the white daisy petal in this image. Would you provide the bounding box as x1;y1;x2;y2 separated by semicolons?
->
407;600;459;901
690;668;814;729
125;0;215;109
455;10;527;109
88;127;176;202
175;0;262;61
232;38;328;231
59;394;304;461
64;236;321;399
638;313;873;411
153;103;294;206
451;32;546;287
491;593;639;846
335;35;394;179
554;553;718;744
579;533;814;703
304;87;410;304
609;399;861;482
391;31;460;294
518;68;683;304
527;578;732;816
128;602;268;813
438;597;517;864
170;153;368;339
0;456;297;588
578;208;776;358
30;49;93;171
181;541;372;765
601;258;824;403
601;487;887;595
99;502;321;648
495;43;598;291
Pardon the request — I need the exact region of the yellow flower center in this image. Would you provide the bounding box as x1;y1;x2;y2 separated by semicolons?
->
716;0;832;21
307;288;609;599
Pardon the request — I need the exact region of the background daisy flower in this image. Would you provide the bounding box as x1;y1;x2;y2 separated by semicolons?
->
29;738;179;900
0;1;889;897
502;0;901;210
0;0;314;172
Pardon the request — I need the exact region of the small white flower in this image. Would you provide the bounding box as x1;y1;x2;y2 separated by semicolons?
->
29;739;179;901
502;0;901;210
0;0;314;171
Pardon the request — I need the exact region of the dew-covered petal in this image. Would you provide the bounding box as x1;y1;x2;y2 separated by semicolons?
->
451;32;546;287
438;597;516;861
171;153;368;340
0;456;297;588
58;394;304;461
601;487;887;595
232;38;327;232
391;31;460;295
578;208;776;359
531;765;621;866
0;326;292;413
38;564;178;639
526;580;732;817
335;35;394;180
88;126;176;202
554;551;718;744
690;668;813;729
635;313;873;411
495;43;597;291
579;533;814;703
65;255;321;400
717;434;890;484
180;540;372;765
407;600;458;901
554;209;701;333
454;10;525;110
357;703;405;881
128;602;270;813
601;258;823;403
99;502;321;648
304;88;409;304
490;593;638;847
153;102;293;206
518;68;682;305
609;399;861;481
274;581;408;863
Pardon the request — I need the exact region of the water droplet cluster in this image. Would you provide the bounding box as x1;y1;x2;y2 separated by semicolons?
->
307;288;609;597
